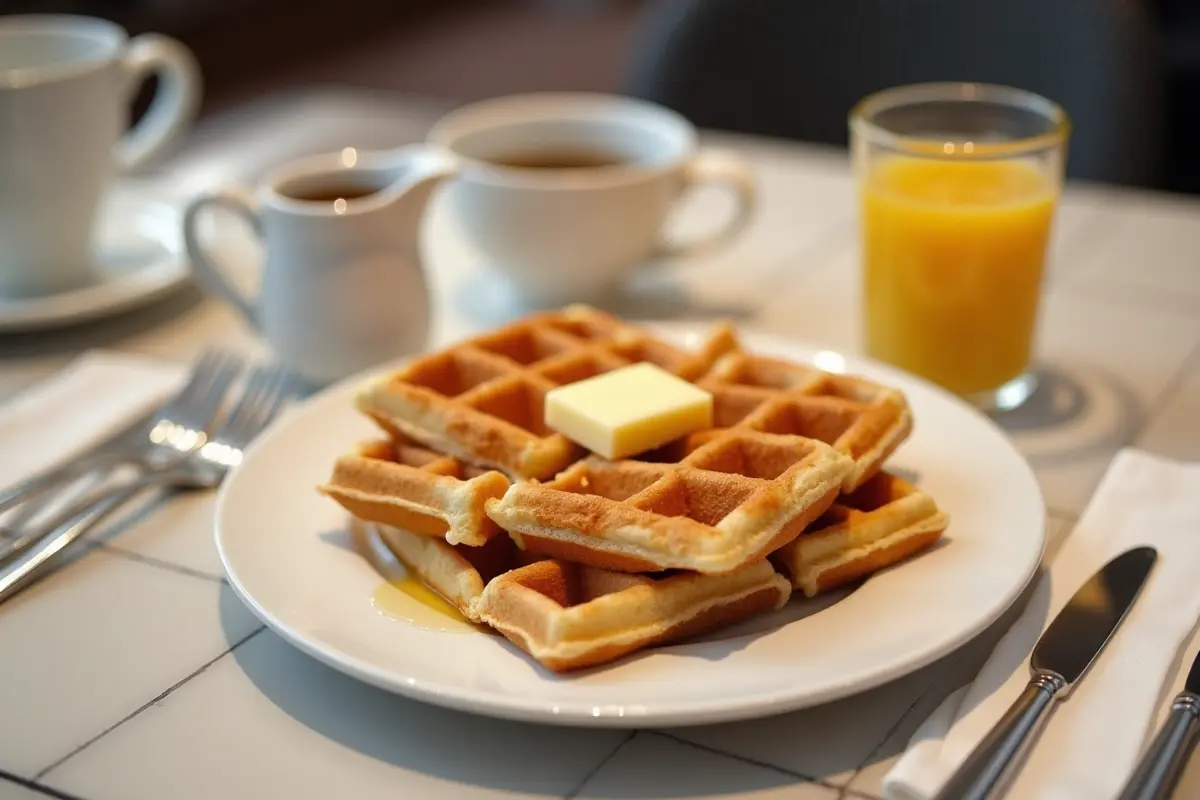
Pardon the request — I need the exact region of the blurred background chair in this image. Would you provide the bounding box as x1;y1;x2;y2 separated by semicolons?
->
624;0;1165;188
11;0;1200;191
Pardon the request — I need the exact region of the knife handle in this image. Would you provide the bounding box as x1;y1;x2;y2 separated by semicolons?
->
1117;693;1200;800
933;671;1066;800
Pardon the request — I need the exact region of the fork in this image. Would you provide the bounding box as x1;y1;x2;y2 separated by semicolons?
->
0;364;292;604
0;349;244;520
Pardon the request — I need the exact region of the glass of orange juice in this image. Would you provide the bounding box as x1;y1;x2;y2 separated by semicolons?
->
850;83;1069;411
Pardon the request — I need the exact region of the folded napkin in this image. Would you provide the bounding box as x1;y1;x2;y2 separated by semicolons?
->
885;448;1200;800
0;351;185;491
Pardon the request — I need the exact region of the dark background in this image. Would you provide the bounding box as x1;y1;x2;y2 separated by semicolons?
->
7;0;1200;193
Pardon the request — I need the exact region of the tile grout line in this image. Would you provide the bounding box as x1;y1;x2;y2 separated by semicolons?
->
648;730;841;790
0;770;89;800
840;663;954;799
1046;507;1079;524
1059;275;1200;317
562;730;637;799
93;542;225;584
1132;338;1200;444
32;625;267;782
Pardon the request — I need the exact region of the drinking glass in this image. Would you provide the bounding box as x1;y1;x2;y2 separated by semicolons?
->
850;83;1069;411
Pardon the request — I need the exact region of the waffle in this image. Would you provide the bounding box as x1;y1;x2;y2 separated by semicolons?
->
371;522;524;617
697;351;913;491
771;471;948;598
318;437;510;546
474;558;791;672
353;305;739;481
485;419;854;574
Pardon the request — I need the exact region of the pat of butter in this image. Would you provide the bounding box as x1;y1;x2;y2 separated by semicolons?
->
544;362;713;459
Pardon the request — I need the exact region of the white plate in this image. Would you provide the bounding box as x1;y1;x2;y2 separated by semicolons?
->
216;324;1045;727
0;182;188;333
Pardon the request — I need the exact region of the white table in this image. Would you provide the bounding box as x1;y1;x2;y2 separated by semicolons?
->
2;88;1199;800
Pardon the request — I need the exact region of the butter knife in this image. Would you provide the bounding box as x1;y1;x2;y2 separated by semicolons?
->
1116;647;1200;800
933;545;1159;800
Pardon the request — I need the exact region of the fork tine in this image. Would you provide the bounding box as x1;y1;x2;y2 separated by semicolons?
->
145;352;244;459
218;365;294;447
237;365;292;440
186;353;245;428
220;368;271;438
255;366;294;428
158;349;231;420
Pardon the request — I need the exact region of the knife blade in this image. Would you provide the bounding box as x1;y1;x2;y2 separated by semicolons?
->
933;545;1158;800
1116;646;1200;800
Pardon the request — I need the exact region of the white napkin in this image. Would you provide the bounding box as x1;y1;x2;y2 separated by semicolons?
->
0;351;185;490
885;448;1200;800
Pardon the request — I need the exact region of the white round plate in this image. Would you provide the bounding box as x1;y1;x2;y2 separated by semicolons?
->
216;324;1045;727
0;182;188;333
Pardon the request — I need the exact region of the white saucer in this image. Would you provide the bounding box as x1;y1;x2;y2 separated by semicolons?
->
216;324;1046;727
0;182;188;333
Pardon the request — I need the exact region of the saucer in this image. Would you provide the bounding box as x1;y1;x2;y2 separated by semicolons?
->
0;182;188;333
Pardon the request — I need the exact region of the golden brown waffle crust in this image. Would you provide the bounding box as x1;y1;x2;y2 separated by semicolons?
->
473;559;791;672
352;305;740;482
772;472;949;598
701;351;914;492
318;441;510;546
486;442;853;575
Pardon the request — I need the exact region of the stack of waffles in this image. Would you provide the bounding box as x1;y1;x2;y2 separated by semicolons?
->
318;305;949;672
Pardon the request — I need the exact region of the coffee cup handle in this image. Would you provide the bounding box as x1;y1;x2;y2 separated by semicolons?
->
657;149;757;259
115;34;202;171
183;187;262;329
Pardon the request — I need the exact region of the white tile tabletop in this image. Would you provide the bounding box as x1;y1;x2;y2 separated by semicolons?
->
2;88;1200;800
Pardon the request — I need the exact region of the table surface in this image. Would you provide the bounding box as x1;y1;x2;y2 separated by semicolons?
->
2;87;1200;800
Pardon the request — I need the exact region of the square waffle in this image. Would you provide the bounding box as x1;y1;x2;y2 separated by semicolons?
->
474;558;791;672
698;350;913;491
771;471;949;598
485;415;854;575
318;437;510;546
353;305;739;481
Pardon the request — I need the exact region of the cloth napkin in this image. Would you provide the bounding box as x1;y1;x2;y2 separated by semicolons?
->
0;351;186;491
885;448;1200;800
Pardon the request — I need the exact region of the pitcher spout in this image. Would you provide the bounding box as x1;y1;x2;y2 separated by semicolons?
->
372;144;460;213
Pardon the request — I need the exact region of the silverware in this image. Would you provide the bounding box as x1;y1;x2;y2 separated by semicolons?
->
1116;646;1200;800
933;546;1159;800
0;349;244;527
0;364;292;604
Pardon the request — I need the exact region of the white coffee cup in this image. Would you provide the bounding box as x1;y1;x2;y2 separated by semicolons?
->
0;15;201;297
426;92;757;304
182;146;460;385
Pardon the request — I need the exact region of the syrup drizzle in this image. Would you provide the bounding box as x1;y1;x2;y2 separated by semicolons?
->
350;519;477;634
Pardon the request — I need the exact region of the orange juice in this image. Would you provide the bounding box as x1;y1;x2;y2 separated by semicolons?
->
862;157;1057;396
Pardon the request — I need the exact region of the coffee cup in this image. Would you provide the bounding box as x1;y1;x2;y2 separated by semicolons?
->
426;92;757;304
0;14;201;297
182;146;460;385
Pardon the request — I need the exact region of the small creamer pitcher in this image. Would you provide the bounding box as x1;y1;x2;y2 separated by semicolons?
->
183;145;458;385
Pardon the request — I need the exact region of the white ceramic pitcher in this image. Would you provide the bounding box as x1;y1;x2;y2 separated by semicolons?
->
182;145;459;385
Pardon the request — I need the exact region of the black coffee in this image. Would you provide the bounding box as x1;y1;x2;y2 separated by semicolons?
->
285;183;381;202
485;149;630;170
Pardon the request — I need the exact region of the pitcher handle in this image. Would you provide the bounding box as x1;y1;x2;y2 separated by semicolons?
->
183;187;262;329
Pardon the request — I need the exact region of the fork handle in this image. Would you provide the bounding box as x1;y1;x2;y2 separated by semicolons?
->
0;453;138;517
1117;693;1200;800
0;468;191;603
